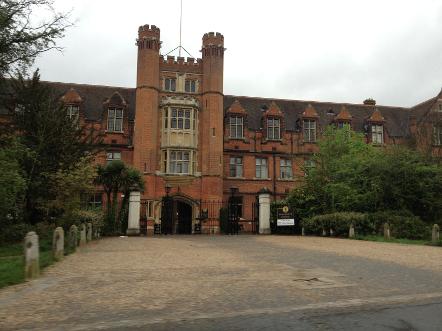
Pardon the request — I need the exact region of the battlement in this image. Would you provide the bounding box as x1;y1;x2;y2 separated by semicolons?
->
202;32;224;46
160;55;203;74
162;55;202;66
138;24;160;39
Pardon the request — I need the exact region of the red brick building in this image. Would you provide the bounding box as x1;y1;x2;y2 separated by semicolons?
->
46;25;442;234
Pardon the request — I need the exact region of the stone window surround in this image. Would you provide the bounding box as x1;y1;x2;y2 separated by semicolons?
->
107;107;124;133
303;119;317;143
371;124;384;144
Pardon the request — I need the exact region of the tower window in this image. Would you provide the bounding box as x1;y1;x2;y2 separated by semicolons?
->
185;80;196;93
371;124;384;144
169;150;190;174
107;108;123;132
267;117;281;140
303;120;316;142
164;78;176;92
229;116;244;139
171;108;191;130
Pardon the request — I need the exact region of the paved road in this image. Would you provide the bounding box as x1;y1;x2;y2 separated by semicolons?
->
0;236;441;330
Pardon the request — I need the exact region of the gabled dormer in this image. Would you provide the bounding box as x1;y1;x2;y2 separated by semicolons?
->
367;108;385;144
335;105;352;129
302;104;319;143
103;91;127;133
263;101;283;140
226;99;247;139
60;88;82;121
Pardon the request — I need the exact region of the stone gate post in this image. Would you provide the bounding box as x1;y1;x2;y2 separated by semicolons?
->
258;188;271;234
127;191;141;236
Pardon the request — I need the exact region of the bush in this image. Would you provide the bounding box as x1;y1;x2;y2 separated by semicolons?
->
368;210;430;240
0;222;33;244
302;210;431;240
301;212;367;236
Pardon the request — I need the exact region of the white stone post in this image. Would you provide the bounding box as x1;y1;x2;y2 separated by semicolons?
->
69;225;78;251
432;224;440;244
349;224;355;238
86;222;92;242
384;223;391;240
79;223;87;247
258;188;271;234
127;191;141;236
52;227;64;261
24;232;39;280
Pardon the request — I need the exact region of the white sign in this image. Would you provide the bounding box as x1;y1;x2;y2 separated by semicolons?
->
277;219;295;226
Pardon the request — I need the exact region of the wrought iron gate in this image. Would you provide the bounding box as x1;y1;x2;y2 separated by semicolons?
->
160;195;174;234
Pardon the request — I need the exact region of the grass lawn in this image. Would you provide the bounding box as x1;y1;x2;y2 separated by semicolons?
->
0;238;55;289
353;235;440;246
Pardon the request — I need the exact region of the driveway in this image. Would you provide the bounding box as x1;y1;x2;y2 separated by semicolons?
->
0;236;441;330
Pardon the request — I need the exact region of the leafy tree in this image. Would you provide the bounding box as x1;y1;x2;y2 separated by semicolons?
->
288;126;442;224
0;0;71;78
0;135;27;226
95;161;144;234
46;155;97;222
3;72;102;224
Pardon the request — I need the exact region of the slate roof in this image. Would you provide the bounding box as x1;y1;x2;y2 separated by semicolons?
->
6;80;439;139
45;81;136;121
224;95;411;137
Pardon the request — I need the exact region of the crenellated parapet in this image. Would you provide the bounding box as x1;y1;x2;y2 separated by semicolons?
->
136;24;161;51
201;32;225;57
160;55;203;74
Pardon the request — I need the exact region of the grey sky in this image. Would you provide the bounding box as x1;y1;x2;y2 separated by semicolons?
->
34;0;442;107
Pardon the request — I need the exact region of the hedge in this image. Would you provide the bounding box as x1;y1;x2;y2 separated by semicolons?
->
301;211;431;240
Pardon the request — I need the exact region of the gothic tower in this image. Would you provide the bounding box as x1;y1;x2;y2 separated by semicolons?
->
200;32;225;199
133;25;160;197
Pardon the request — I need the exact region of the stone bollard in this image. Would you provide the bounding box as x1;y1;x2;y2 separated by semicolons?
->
79;223;87;247
86;222;92;242
24;232;39;280
432;224;440;244
52;227;64;261
349;224;355;238
322;228;327;236
301;227;305;236
329;229;334;237
383;223;391;240
68;225;78;252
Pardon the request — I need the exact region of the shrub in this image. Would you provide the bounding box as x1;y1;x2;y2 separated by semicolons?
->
301;212;368;236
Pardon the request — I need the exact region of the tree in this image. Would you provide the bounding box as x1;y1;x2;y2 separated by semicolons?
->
0;134;27;227
0;0;71;78
287;126;442;224
4;72;102;224
95;161;144;234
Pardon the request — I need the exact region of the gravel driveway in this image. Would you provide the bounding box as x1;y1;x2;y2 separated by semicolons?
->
0;235;441;330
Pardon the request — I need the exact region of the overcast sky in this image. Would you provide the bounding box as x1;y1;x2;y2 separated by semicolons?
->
34;0;442;107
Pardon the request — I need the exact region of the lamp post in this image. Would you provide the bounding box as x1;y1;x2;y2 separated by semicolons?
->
165;183;172;196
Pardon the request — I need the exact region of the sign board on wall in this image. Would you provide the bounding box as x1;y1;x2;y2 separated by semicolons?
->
277;205;295;226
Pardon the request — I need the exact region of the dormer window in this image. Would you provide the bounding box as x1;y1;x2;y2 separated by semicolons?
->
66;105;79;121
107;108;123;132
164;78;176;92
337;122;350;129
371;124;384;144
229;116;244;139
185;80;196;93
267;117;281;140
303;119;316;142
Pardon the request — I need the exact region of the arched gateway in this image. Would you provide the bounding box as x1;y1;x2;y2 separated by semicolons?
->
161;194;195;235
